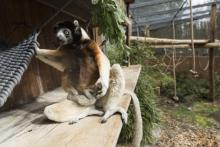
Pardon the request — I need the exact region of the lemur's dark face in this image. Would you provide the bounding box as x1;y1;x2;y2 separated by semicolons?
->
54;20;83;45
56;28;73;45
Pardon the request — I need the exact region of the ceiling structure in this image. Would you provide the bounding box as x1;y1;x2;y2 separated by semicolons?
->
131;0;220;32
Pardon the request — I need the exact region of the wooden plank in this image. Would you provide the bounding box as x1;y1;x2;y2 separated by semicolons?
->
0;88;67;143
147;44;220;49
0;65;141;147
130;36;220;45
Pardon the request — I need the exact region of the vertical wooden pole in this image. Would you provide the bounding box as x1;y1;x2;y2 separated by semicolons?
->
172;21;178;101
136;26;140;37
144;24;150;37
126;4;130;46
126;3;131;66
208;2;217;101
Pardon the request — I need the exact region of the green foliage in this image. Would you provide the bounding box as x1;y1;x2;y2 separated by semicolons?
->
161;72;209;100
106;41;172;144
92;0;127;46
92;0;130;64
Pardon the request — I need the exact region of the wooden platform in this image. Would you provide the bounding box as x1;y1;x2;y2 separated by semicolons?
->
0;65;141;147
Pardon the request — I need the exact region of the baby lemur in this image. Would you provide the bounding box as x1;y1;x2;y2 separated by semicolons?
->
37;20;142;147
98;64;143;147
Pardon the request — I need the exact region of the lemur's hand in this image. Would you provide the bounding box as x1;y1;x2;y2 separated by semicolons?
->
34;41;40;54
35;40;40;47
95;78;108;98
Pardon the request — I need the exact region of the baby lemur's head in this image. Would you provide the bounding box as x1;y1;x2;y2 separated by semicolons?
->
53;20;90;45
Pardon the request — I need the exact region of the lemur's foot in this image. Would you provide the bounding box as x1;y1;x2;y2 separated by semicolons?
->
100;117;107;123
101;112;128;124
101;108;128;124
69;118;79;124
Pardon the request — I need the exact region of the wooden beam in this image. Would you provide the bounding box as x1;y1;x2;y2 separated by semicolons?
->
131;36;220;45
208;2;217;101
149;43;220;49
150;44;190;48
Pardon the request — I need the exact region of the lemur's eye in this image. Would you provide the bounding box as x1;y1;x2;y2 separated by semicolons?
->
64;30;69;35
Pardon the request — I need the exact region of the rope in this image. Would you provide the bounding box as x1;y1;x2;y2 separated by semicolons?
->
189;0;199;77
170;0;188;101
197;53;209;71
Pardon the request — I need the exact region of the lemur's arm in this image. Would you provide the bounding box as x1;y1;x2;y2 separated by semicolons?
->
89;41;110;98
35;47;65;72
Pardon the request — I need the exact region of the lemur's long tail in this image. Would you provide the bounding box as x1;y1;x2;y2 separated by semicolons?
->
111;64;142;147
124;90;143;147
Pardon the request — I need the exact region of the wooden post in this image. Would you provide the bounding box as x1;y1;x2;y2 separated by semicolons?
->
172;21;178;101
126;3;131;46
126;3;131;66
208;2;217;101
144;24;150;37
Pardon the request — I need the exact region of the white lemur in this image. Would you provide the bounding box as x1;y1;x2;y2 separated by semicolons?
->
96;64;143;147
36;20;142;147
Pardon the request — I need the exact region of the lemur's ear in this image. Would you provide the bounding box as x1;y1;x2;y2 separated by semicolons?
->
73;20;81;36
73;20;79;27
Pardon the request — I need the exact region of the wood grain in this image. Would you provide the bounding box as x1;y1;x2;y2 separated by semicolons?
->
0;65;141;147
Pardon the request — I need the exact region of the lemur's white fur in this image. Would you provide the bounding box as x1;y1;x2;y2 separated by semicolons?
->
96;64;143;147
96;53;110;98
80;28;90;41
44;100;103;123
96;64;126;122
124;90;143;147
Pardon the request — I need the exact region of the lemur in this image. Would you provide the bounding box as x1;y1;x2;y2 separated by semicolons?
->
44;64;143;147
91;64;143;147
105;64;143;147
37;20;142;147
35;20;110;106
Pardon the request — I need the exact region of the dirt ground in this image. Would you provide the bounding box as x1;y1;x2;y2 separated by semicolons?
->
155;116;219;147
153;98;220;147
